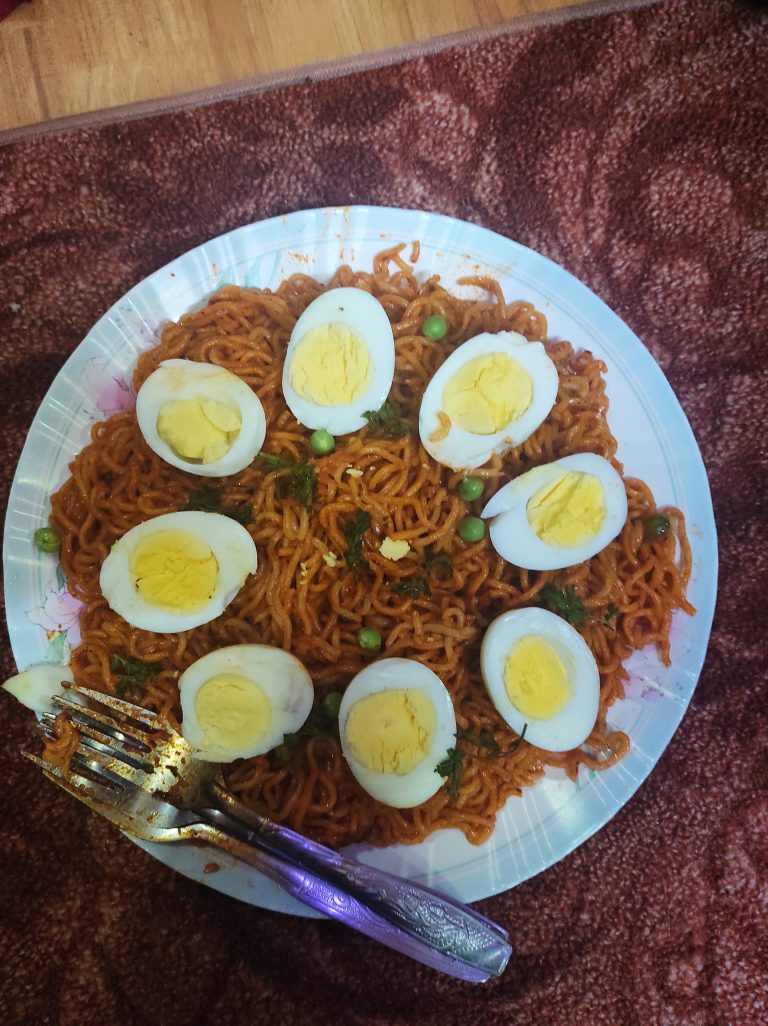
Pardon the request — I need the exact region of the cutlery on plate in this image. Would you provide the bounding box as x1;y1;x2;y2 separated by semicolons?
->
24;682;513;982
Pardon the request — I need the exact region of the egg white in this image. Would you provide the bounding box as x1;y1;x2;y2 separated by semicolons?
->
100;511;258;633
480;607;599;752
179;644;314;762
418;331;559;470
136;359;267;477
338;657;457;808
481;452;628;570
281;287;395;435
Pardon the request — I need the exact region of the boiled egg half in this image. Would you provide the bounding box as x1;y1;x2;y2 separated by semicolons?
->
179;645;314;762
482;452;628;570
282;287;395;435
136;359;267;477
338;657;456;808
418;331;558;469
480;607;599;752
100;511;257;633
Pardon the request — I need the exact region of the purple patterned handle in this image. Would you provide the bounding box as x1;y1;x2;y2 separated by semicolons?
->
200;799;512;982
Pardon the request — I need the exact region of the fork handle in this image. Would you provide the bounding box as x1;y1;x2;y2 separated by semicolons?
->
185;820;502;982
197;804;511;981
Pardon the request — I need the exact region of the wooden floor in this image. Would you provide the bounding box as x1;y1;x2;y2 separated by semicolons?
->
1;0;586;132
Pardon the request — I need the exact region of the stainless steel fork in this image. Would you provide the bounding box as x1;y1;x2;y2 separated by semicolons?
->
25;682;513;982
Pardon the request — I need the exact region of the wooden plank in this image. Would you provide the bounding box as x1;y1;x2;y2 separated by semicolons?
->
0;0;585;132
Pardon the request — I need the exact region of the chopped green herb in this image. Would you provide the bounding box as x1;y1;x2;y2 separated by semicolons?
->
110;653;157;696
344;509;372;574
424;548;453;579
322;691;343;719
456;727;501;754
391;576;431;598
277;700;340;763
508;723;528;754
539;584;587;629
361;401;410;438
540;584;619;631
33;527;60;554
260;452;317;511
595;603;620;628
183;485;253;526
435;747;464;799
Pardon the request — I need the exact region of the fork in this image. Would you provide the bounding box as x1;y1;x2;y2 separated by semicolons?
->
24;682;513;982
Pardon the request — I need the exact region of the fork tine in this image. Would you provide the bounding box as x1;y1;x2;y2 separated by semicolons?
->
60;682;174;732
52;693;158;749
39;712;154;770
34;717;185;794
21;750;124;799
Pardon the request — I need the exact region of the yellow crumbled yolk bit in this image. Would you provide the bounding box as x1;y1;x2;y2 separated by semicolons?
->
380;537;411;561
504;635;571;720
345;689;436;775
194;673;272;751
526;471;606;547
443;352;532;435
156;398;241;463
129;530;219;612
290;324;372;405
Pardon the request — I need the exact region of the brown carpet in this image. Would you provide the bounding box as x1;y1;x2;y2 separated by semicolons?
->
1;1;767;1023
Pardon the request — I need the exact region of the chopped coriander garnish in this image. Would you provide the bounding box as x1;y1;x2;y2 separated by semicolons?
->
391;576;431;598
277;699;340;763
435;747;464;798
344;509;372;574
456;727;501;754
110;653;157;697
540;584;587;628
540;584;619;631
424;548;453;579
361;401;410;438
183;485;253;526
260;452;318;511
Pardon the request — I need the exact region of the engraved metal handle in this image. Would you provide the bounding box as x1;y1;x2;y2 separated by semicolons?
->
203;787;512;981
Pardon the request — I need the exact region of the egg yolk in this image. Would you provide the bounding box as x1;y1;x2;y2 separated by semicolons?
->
504;635;571;720
194;673;272;751
129;530;219;612
345;689;436;775
156;398;242;464
526;471;606;547
290;324;372;406
442;352;532;435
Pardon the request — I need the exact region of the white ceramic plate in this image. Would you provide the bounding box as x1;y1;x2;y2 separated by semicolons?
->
3;207;717;916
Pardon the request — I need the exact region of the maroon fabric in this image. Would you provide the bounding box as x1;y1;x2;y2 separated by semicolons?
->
1;1;767;1024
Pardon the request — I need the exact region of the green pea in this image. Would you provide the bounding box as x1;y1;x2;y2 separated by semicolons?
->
421;314;448;341
310;429;335;456
458;516;485;543
33;527;60;554
357;627;382;651
643;514;670;541
322;691;343;718
458;477;484;502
